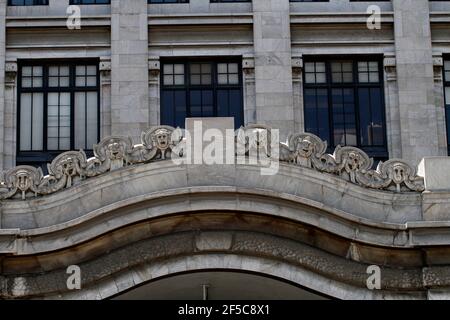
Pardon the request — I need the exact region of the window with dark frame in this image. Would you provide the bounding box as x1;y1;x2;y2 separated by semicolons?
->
303;57;388;161
17;61;100;168
160;59;244;129
444;58;450;155
8;0;48;5
69;0;110;4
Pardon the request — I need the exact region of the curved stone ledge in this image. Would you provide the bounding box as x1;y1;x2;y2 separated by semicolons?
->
0;157;446;256
0;229;434;300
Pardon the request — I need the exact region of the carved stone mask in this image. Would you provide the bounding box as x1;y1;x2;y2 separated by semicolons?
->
347;152;362;171
15;171;32;191
153;129;171;150
60;157;77;176
107;142;125;160
392;164;407;183
296;138;314;157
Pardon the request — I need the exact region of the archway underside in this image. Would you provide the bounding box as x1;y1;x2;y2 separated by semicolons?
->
1;211;450;300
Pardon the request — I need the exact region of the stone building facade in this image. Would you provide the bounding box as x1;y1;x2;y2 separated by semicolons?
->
1;0;450;300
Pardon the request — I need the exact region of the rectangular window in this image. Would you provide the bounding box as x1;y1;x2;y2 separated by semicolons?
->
8;0;48;5
18;61;100;167
161;59;244;129
303;57;387;161
148;0;188;3
69;0;110;4
444;59;450;155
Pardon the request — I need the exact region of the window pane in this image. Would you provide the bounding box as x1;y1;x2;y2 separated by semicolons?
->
74;92;98;150
32;93;44;151
47;92;71;151
20;93;32;151
74;92;86;149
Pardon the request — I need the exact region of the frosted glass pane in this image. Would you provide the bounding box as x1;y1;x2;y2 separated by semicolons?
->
60;66;70;76
60;127;70;138
76;66;86;76
86;92;98;149
304;63;314;73
217;63;227;74
315;62;325;72
218;74;228;85
369;72;379;83
87;76;96;86
359;73;369;83
74;92;86;150
33;78;43;88
163;64;173;74
60;77;69;87
22;67;32;77
32;93;44;150
228;74;239;84
49;77;59;87
20;93;32;151
60;92;70;105
49;67;59;76
60;138;70;150
229;63;238;74
174;75;184;85
22;78;32;88
48;92;59;106
174;64;184;74
33;67;43;76
164;75;173;85
305;73;315;84
446;87;450;103
87;66;96;76
76;76;86;86
316;73;326;83
48;138;58;150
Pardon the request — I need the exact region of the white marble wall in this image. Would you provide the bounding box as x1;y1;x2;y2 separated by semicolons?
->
111;0;149;142
253;0;294;140
393;0;445;163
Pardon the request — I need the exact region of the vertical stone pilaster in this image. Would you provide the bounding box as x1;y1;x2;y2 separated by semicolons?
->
432;54;448;155
253;0;294;140
4;60;17;170
149;56;160;127
111;0;149;143
292;55;304;133
243;55;256;125
393;0;442;164
0;1;6;171
383;55;402;159
99;57;112;139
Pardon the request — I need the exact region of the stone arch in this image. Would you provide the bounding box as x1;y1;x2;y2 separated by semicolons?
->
0;210;428;300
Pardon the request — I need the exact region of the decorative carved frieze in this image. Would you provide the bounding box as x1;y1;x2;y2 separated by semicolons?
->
0;125;425;201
